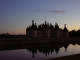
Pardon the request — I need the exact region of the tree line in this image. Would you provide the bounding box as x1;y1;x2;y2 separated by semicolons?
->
69;29;80;37
0;29;80;38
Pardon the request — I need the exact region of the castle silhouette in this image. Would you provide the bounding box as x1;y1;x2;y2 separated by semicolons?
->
26;20;69;38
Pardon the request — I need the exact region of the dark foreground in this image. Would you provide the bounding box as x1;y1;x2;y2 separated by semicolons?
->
0;39;80;60
44;53;80;60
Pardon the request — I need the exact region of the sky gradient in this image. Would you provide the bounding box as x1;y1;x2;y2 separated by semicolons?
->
0;0;80;34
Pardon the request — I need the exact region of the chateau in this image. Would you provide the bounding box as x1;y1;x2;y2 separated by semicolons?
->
26;20;69;38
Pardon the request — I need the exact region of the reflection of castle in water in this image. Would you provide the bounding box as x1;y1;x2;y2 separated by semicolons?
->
26;20;69;38
26;43;69;58
0;43;78;58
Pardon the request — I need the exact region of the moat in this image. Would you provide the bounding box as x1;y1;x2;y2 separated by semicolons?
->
0;42;80;60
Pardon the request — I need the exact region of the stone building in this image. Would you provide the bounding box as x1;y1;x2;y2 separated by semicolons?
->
26;20;69;38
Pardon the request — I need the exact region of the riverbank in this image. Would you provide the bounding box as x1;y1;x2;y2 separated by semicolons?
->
44;53;80;60
0;37;80;46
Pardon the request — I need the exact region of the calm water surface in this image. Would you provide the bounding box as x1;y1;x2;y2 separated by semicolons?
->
0;43;80;60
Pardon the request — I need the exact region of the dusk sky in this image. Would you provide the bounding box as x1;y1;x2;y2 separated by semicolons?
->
0;0;80;34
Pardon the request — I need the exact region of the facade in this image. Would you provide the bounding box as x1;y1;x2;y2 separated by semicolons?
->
26;20;69;38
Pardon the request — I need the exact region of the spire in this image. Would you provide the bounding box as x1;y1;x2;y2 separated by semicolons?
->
32;20;34;25
64;24;66;28
45;20;46;25
63;24;68;31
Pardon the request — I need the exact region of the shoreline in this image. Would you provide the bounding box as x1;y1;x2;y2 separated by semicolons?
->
0;37;80;46
0;38;80;60
43;53;80;60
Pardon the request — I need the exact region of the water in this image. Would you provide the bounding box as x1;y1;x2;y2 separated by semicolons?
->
0;43;80;60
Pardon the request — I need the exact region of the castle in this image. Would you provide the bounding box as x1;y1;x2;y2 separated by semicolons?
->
26;20;69;38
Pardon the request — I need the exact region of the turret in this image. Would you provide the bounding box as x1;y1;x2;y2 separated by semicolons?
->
32;20;34;25
35;23;37;26
63;24;68;31
45;20;46;25
55;22;59;29
64;24;66;28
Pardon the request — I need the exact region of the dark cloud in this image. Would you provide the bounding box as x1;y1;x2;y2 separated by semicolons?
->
33;9;44;12
49;10;66;13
